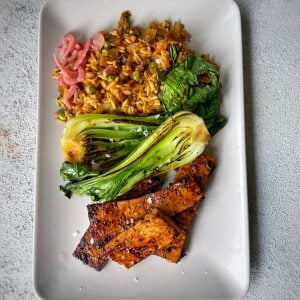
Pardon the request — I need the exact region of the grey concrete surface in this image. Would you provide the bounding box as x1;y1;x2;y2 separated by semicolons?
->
0;0;299;299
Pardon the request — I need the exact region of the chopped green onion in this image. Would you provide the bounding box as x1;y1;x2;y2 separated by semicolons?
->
149;62;157;69
132;71;142;81
103;41;111;49
107;75;115;82
57;109;67;121
169;45;179;66
85;84;96;95
101;49;109;56
55;97;61;106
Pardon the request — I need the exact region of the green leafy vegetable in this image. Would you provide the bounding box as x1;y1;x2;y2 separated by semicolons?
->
103;41;111;49
132;71;142;81
149;61;157;69
157;70;169;81
159;54;226;135
84;84;96;95
60;111;210;202
60;162;99;182
107;75;115;82
204;115;226;136
169;45;179;66
61;113;166;170
56;109;67;121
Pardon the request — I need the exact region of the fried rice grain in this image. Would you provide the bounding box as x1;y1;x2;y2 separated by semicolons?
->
53;11;191;120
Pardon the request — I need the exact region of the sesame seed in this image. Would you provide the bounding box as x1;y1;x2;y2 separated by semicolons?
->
72;230;80;237
146;197;152;204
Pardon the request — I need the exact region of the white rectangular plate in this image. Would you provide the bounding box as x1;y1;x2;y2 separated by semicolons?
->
34;0;249;299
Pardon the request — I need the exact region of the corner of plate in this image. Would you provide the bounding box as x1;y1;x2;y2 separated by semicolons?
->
39;0;52;22
238;271;250;299
227;0;241;18
33;272;46;300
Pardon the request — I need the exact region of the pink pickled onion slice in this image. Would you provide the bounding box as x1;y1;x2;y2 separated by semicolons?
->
77;66;85;82
57;75;65;86
63;76;81;85
91;32;105;50
90;44;97;51
80;56;88;69
62;66;85;85
55;46;62;53
65;49;78;63
63;84;80;108
73;40;90;70
73;88;80;103
61;33;76;60
54;34;89;86
53;53;78;78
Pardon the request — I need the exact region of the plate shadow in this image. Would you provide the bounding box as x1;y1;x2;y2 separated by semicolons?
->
240;7;260;277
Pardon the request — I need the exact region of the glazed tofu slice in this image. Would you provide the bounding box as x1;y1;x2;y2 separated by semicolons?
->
109;203;200;266
157;155;215;262
73;225;108;271
105;208;181;268
175;154;215;190
88;178;202;226
73;155;215;271
73;179;202;270
156;203;199;262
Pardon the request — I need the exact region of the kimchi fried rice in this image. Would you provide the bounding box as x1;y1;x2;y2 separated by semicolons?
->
52;11;192;121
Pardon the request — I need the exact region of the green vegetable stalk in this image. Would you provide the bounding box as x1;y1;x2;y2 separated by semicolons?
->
169;45;179;66
60;111;210;202
61;113;165;170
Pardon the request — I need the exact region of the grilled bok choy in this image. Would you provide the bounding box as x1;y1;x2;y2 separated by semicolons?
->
60;111;210;202
61;113;165;169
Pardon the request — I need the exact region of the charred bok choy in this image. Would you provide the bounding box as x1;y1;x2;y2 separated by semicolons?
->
60;111;210;202
61;113;165;170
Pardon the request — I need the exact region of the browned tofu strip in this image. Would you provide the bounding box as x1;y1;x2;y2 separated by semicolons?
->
88;179;202;226
158;155;215;262
110;155;216;264
73;226;108;271
73;155;215;270
156;203;199;262
175;154;215;190
109;204;201;266
105;208;181;268
73;179;202;270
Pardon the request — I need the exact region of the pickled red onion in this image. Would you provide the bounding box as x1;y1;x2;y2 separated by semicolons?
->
90;32;105;50
73;40;90;70
63;84;80;108
61;34;75;57
53;53;78;78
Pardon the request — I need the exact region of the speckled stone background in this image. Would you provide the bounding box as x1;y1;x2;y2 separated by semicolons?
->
0;0;299;299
